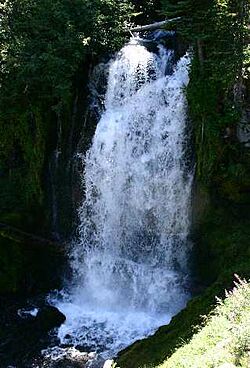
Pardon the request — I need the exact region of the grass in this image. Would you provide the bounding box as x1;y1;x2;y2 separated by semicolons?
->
156;277;250;368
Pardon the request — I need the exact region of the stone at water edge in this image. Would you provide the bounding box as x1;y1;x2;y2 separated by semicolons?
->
88;352;97;359
103;360;115;368
35;306;66;331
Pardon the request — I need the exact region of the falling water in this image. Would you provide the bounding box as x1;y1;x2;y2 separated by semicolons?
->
54;38;192;358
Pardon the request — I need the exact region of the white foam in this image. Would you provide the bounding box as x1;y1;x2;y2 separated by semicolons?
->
54;38;192;358
56;300;171;357
17;307;39;318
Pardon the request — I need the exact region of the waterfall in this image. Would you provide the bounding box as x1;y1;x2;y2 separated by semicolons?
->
54;37;192;357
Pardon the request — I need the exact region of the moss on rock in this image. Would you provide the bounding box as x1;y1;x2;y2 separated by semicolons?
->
117;268;250;368
158;278;250;368
0;232;65;296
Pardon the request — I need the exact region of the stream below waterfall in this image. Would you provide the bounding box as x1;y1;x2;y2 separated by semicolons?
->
1;37;193;368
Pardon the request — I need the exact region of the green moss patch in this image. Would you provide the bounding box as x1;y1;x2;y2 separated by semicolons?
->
0;232;65;295
158;278;250;368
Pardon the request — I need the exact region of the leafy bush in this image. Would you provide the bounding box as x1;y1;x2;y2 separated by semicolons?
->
161;0;249;196
0;0;133;214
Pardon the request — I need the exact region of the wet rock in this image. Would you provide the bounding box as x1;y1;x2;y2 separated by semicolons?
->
0;298;61;367
35;306;66;331
103;359;115;368
88;352;97;359
17;307;39;319
40;347;93;368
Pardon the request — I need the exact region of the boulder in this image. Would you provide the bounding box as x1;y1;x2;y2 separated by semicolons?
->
35;306;66;332
103;360;115;368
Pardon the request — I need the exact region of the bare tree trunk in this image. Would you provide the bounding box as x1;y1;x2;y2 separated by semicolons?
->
197;39;204;68
0;222;64;251
129;18;181;33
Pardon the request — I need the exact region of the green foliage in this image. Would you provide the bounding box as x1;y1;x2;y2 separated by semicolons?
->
162;0;249;194
189;0;248;186
117;277;250;368
158;278;250;368
0;0;133;217
131;0;161;23
0;0;133;107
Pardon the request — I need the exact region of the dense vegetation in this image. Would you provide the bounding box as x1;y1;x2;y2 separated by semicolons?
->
0;0;133;230
0;0;249;367
0;0;135;293
166;0;250;305
166;0;250;317
158;277;250;368
162;0;250;189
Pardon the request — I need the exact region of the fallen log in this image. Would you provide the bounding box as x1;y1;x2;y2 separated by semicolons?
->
0;222;65;252
130;18;181;33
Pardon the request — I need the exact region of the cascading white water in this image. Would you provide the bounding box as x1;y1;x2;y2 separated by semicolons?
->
54;38;192;357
